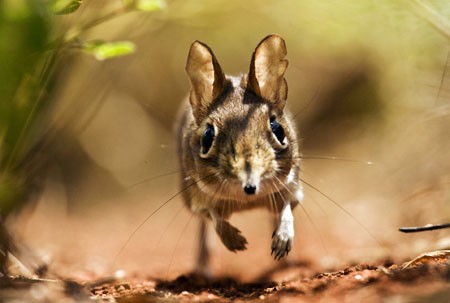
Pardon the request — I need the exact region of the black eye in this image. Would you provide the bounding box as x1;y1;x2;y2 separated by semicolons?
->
270;116;285;144
201;124;215;154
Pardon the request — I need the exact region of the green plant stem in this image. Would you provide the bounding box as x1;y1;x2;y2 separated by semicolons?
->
3;48;61;173
49;5;133;49
5;4;137;172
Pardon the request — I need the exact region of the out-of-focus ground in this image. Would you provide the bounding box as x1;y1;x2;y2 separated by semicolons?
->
2;0;450;301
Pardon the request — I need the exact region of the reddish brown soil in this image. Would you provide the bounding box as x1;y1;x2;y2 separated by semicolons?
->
1;252;449;302
89;253;449;302
90;261;450;302
1;194;448;302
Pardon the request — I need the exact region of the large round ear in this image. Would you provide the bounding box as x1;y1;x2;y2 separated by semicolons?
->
247;34;288;111
185;40;226;124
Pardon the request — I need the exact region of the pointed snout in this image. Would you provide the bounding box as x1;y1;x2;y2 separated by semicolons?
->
235;156;263;196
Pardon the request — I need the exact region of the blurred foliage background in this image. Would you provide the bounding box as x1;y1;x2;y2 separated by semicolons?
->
1;0;449;280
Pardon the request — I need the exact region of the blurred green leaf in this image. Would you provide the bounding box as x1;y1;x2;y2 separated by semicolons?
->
0;1;49;169
50;0;82;15
0;0;50;215
122;0;134;7
83;40;136;61
135;0;166;11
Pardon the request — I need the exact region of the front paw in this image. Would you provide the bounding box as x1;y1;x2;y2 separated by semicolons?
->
216;221;248;252
271;228;293;260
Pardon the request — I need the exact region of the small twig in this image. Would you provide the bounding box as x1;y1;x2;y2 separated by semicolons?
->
399;223;450;233
2;275;60;284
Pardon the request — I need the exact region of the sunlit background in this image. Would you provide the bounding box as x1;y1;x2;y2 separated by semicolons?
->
1;0;449;282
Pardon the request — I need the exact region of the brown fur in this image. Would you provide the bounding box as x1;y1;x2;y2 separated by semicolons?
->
177;35;303;274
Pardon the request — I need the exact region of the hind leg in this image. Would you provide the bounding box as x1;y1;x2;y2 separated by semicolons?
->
195;217;211;277
194;211;247;276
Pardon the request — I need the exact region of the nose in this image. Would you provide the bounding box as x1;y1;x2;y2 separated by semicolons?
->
243;184;257;195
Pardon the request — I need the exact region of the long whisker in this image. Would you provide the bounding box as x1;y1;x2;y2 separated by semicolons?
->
293;80;323;119
297;156;373;165
150;203;186;257
300;169;326;187
165;211;195;279
297;199;330;258
127;170;181;188
200;177;227;247
113;172;219;265
270;177;287;229
273;175;293;195
278;154;374;165
186;183;212;270
213;178;227;237
299;178;385;250
398;181;450;205
268;190;275;215
215;178;227;207
153;183;204;260
272;175;330;257
303;186;329;219
126;161;223;189
271;178;287;211
268;181;280;215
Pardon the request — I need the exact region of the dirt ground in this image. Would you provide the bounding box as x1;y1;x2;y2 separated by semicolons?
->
1;172;449;303
2;152;449;303
2;2;450;303
1;251;449;302
90;257;450;303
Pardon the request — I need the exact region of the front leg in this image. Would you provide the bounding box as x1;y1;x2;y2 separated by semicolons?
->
210;210;248;252
271;202;295;260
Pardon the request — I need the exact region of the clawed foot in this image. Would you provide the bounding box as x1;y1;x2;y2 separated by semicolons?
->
271;229;292;260
271;202;294;260
216;220;248;252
